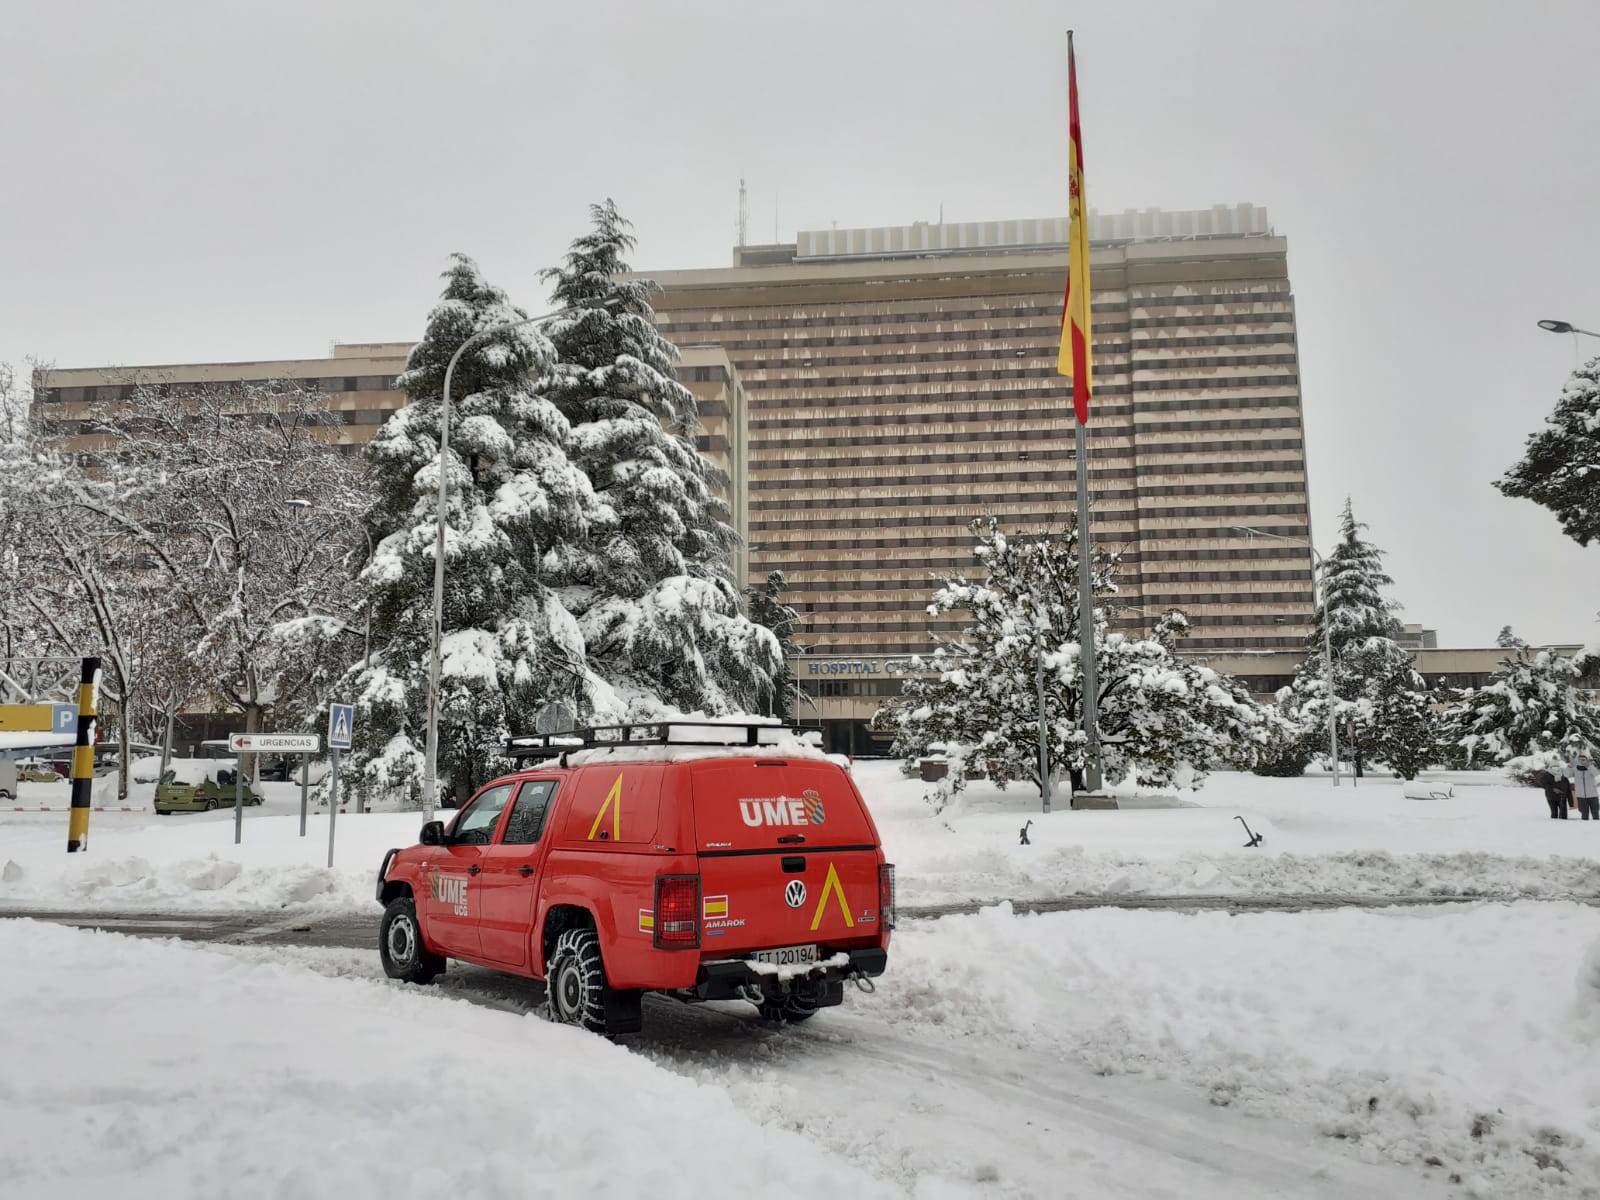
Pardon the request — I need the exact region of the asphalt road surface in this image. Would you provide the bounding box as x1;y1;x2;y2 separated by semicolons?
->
6;891;1595;950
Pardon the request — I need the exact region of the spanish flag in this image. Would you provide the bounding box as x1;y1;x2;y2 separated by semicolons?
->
1056;32;1092;425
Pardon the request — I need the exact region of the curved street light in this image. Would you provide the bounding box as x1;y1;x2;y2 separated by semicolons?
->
1232;526;1340;787
1537;318;1600;339
421;300;617;822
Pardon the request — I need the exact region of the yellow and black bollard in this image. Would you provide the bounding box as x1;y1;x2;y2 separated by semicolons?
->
66;657;100;854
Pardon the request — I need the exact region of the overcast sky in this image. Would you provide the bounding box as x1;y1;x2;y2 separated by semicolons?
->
4;0;1597;649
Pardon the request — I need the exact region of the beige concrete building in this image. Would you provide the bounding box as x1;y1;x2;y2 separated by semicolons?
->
35;342;414;456
641;205;1317;742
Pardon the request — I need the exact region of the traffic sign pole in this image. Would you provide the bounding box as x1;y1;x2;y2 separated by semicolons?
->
299;754;310;837
234;758;244;845
325;705;354;869
327;749;340;868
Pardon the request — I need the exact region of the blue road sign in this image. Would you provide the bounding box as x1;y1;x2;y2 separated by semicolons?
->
52;703;79;734
328;703;355;751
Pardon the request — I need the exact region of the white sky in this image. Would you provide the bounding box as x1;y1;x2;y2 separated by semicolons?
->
4;0;1597;648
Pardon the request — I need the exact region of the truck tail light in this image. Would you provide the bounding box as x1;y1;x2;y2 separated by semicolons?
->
654;875;701;949
194;787;206;800
879;863;896;930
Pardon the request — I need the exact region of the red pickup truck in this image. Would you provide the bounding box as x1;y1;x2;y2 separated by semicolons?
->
375;723;893;1035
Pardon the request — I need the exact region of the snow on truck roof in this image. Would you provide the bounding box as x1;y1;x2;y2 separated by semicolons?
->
506;720;829;768
563;738;831;768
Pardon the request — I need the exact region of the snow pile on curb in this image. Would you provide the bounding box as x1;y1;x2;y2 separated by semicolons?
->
896;843;1600;906
0;920;892;1200
874;902;1600;1196
0;809;424;912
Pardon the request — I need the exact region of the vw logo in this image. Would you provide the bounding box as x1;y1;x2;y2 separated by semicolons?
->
784;879;807;909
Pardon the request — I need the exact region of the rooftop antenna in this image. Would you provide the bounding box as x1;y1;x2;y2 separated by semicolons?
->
939;201;944;225
737;175;748;248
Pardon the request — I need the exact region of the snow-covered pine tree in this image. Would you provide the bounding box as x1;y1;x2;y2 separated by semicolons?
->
875;517;1266;808
540;200;780;715
746;569;805;719
353;255;611;803
1450;643;1600;770
1497;356;1600;546
1284;499;1435;777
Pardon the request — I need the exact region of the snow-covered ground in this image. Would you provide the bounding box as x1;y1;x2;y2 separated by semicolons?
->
880;764;1600;905
0;919;890;1200
10;897;1595;1197
1;762;1595;913
6;761;1599;1196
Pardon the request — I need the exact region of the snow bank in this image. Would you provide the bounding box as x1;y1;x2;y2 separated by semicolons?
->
0;800;426;911
855;762;1600;906
0;920;891;1200
875;902;1600;1196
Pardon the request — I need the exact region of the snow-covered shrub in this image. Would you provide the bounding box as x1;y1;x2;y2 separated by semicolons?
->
876;517;1267;807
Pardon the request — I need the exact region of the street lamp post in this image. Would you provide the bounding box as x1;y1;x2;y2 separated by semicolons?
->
1233;526;1340;787
1536;319;1600;340
421;301;613;824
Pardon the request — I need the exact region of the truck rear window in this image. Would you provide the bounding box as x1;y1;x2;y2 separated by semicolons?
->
689;760;876;852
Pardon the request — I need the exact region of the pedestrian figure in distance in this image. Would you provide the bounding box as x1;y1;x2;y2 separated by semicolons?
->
1536;769;1571;820
1569;752;1599;821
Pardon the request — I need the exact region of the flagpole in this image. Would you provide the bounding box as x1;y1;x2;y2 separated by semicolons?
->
1066;29;1103;793
1075;417;1102;792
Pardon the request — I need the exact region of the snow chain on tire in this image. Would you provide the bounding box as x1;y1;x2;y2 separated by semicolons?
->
545;927;609;1033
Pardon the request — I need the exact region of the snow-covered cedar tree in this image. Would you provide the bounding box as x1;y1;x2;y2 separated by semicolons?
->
1275;499;1436;778
1449;643;1600;776
873;517;1267;809
1496;356;1600;546
540;200;780;715
746;569;805;719
71;377;366;790
352;254;616;804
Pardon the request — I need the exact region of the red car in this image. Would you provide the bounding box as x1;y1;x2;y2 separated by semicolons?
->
375;723;893;1035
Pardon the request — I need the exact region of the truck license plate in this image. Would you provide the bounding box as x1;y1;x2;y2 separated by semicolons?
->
752;944;818;967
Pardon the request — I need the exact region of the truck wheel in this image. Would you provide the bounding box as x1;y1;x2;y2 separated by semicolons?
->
756;996;820;1023
545;928;612;1033
204;799;218;811
380;897;444;984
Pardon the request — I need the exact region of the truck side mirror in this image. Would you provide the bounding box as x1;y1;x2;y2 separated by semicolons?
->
420;821;445;846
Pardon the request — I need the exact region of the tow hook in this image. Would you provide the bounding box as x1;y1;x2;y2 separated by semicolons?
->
735;983;765;1004
851;973;876;994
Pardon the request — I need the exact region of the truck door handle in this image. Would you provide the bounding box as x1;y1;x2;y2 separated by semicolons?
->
781;856;806;873
467;865;481;875
518;866;534;877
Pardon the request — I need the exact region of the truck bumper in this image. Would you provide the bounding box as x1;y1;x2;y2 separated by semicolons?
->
691;947;887;1003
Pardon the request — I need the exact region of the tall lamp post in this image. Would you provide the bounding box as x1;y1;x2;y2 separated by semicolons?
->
1232;526;1340;787
1537;319;1600;367
1536;319;1600;340
421;301;614;823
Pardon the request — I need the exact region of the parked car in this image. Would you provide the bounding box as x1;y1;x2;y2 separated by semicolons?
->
374;722;893;1035
155;759;263;814
15;757;65;784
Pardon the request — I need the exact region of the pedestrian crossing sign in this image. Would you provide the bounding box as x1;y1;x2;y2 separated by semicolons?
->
328;703;355;750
